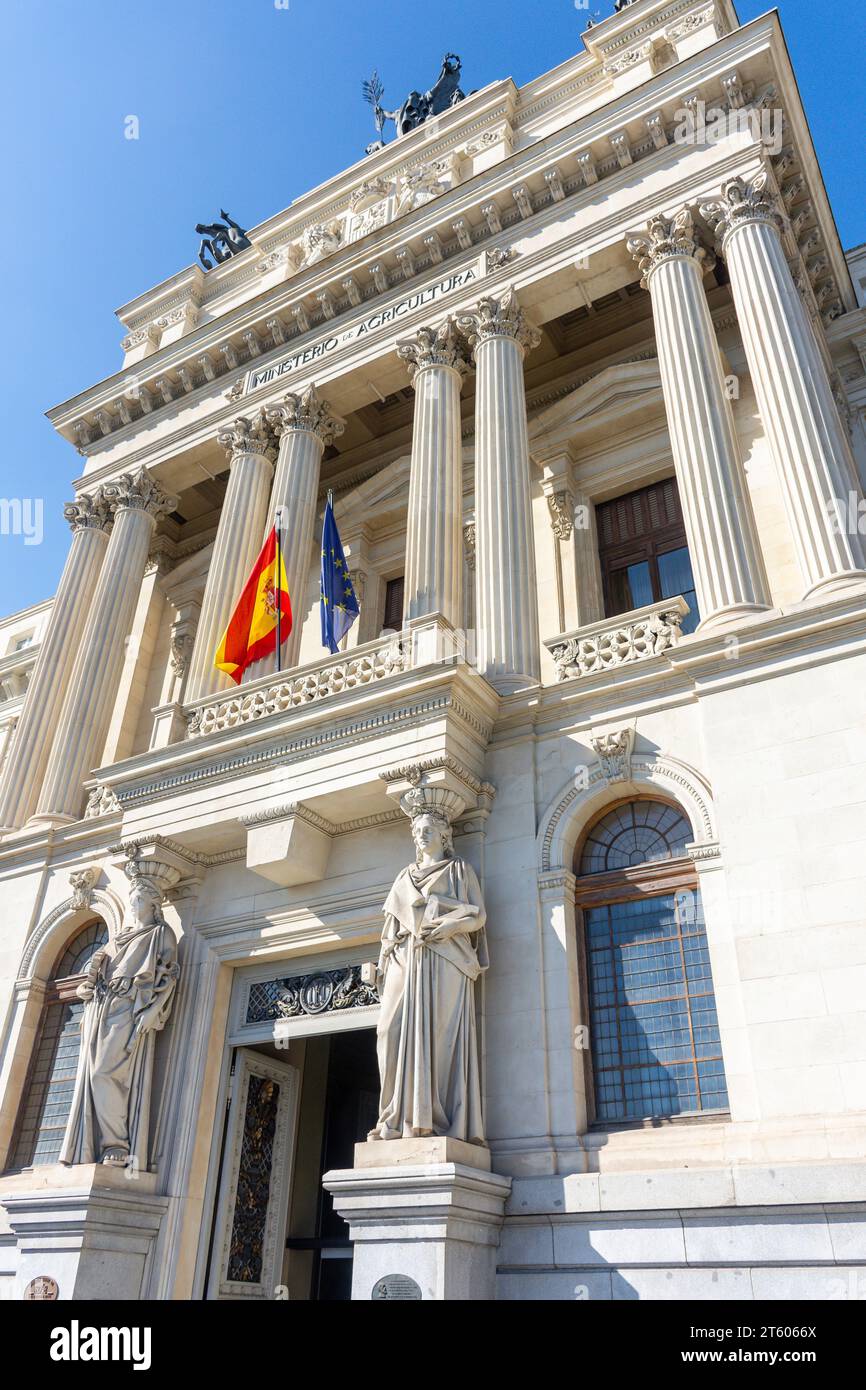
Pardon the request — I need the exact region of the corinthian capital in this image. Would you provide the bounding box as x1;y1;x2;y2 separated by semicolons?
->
396;317;470;382
699;171;785;245
102;468;178;520
216;410;276;464
627;208;714;288
63;488;112;534
456;287;542;355
265;384;346;447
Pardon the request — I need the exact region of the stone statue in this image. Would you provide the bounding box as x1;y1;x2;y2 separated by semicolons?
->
60;856;180;1169
195;210;252;270
363;54;466;154
368;790;488;1143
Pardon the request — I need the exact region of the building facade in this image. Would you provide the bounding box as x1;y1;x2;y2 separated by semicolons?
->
2;0;866;1301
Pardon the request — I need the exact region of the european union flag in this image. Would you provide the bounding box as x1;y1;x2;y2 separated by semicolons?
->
320;496;360;654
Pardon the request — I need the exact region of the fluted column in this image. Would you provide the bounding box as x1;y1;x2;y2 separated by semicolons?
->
701;172;866;599
0;491;112;832
34;469;176;824
457;289;542;692
263;385;345;671
185;412;276;701
628;209;771;631
397;318;470;629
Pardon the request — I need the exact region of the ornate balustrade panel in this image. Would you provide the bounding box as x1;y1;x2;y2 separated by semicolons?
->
545;597;688;682
186;636;407;739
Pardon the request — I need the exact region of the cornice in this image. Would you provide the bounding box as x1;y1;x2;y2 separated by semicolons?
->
47;10;851;469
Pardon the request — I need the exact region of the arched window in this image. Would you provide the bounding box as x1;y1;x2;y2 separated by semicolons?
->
576;798;728;1125
10;920;108;1169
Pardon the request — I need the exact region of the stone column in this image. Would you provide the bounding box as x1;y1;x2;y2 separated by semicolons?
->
185;412;276;701
263;385;345;671
701;172;866;599
627;209;771;632
457;289;542;691
34;469;176;824
397;318;470;629
0;491;112;832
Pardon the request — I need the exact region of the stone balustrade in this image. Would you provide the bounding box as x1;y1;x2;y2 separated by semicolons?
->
544;597;689;682
186;633;408;739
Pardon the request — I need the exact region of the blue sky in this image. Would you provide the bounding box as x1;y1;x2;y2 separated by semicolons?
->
1;0;864;616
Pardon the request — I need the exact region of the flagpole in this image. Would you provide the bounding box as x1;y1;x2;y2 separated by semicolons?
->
275;509;282;676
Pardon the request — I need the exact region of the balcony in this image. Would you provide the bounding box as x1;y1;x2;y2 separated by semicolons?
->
186;633;409;740
544;597;689;683
86;618;499;867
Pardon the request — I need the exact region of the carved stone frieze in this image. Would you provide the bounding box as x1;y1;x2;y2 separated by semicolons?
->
69;865;100;910
246;966;378;1025
84;784;121;819
591;729;636;784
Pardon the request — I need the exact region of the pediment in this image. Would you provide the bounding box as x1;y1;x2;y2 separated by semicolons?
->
334;454;411;531
530;359;664;456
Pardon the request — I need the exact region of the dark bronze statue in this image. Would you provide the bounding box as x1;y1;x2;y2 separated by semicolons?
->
195;211;252;271
363;55;466;154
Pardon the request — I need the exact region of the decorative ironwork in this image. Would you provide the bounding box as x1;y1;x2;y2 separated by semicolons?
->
246;966;378;1026
226;1074;280;1284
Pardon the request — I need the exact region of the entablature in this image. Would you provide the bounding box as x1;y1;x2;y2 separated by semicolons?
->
49;7;851;476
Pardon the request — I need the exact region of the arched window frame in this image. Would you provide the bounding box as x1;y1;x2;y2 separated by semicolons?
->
574;794;729;1128
7;918;109;1171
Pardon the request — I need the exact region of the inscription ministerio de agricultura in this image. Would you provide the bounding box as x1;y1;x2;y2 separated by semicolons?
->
246;264;479;393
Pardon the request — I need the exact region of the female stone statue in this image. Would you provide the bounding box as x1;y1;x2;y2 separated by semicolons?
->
369;800;488;1144
60;861;180;1169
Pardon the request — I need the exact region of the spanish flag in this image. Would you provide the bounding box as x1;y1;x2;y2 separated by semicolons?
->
215;526;292;684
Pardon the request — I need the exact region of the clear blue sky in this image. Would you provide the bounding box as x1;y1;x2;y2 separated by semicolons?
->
1;0;863;616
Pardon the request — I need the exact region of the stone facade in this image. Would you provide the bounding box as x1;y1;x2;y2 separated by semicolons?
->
2;0;866;1301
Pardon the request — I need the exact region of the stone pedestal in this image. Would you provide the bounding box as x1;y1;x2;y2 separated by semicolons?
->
1;1164;168;1301
323;1138;511;1302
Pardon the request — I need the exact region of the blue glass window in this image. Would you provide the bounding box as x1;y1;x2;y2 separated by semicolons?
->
580;802;728;1124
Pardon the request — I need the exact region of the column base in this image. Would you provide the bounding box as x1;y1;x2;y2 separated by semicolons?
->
694;602;772;636
1;1163;168;1301
25;812;78;832
485;671;540;695
801;570;866;604
323;1137;511;1301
